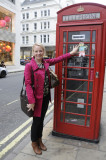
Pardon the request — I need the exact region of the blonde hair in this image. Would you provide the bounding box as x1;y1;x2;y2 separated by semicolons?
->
32;43;46;56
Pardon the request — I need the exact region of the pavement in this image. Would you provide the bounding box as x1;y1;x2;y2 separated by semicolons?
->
7;66;106;160
6;65;25;73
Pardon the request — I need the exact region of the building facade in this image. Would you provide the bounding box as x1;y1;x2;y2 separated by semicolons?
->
0;0;21;66
20;0;74;58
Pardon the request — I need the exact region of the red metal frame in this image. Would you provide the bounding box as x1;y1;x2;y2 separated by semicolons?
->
53;3;106;142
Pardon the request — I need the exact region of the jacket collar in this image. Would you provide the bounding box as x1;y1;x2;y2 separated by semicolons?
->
30;57;49;71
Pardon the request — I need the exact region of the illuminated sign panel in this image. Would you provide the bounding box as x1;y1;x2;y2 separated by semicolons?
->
63;13;100;21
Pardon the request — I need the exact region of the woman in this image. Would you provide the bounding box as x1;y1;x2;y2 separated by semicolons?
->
24;43;79;155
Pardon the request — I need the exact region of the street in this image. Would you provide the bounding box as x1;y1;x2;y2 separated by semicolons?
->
0;72;54;160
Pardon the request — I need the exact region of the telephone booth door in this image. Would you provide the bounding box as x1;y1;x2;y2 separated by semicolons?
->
53;24;102;142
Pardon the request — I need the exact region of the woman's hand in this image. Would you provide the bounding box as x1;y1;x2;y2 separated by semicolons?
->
70;44;79;55
27;103;35;111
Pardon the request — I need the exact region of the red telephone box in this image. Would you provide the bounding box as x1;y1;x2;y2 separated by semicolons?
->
52;3;106;143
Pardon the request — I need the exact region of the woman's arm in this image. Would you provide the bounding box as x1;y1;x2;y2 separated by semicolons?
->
24;63;36;104
45;45;79;66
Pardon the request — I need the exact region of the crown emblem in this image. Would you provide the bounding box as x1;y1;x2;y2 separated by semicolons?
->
77;6;84;12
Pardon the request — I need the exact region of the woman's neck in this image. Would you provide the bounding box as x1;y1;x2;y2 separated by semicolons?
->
34;58;42;64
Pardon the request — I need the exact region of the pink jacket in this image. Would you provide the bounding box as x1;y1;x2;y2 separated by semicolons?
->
24;53;71;117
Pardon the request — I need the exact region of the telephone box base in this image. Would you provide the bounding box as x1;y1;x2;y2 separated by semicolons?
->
52;131;99;144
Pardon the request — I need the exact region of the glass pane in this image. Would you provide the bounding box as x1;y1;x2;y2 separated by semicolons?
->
87;105;91;115
67;68;89;79
67;56;90;68
68;31;90;42
65;102;86;115
90;69;94;80
88;94;92;104
60;112;63;122
61;102;64;111
65;113;85;126
69;44;90;55
62;68;65;77
63;44;66;54
62;79;65;90
89;82;93;92
66;80;88;91
92;44;95;55
63;32;67;42
91;57;95;67
86;117;90;126
92;31;96;42
61;90;64;101
66;91;87;103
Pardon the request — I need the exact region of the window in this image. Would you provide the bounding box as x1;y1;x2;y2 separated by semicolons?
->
22;36;25;44
43;35;46;43
22;24;25;31
40;34;50;43
26;24;29;31
26;36;29;44
44;22;46;29
34;23;37;30
48;35;49;43
34;12;37;18
43;4;46;6
48;22;50;28
48;10;50;16
26;13;29;19
40;35;42;43
41;22;42;29
41;11;43;17
44;10;47;16
22;13;25;19
34;35;36;43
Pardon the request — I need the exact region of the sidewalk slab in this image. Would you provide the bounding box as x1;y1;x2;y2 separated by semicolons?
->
12;67;106;160
6;65;25;73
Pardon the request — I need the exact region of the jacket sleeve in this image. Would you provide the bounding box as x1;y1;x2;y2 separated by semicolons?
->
24;63;35;104
45;53;71;66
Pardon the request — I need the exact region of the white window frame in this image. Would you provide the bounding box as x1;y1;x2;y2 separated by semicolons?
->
22;13;25;19
41;22;42;29
22;36;25;44
34;35;37;43
48;22;50;28
34;12;37;18
26;24;29;31
40;35;42;43
22;24;25;31
44;10;47;16
44;22;46;29
43;35;46;43
26;13;29;19
48;9;50;16
41;11;43;17
34;23;37;30
48;35;49;43
26;36;29;44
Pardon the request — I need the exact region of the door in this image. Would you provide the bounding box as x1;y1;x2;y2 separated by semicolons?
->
55;25;102;140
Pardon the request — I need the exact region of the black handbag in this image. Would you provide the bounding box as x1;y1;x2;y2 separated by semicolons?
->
20;68;34;117
49;68;59;88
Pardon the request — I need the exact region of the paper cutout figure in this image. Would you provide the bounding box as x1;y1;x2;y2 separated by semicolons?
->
79;42;88;57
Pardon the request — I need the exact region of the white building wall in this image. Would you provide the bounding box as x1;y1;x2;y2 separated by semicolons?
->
20;0;74;57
